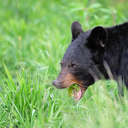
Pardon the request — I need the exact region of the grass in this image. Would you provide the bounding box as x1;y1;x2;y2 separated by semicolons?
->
0;0;128;127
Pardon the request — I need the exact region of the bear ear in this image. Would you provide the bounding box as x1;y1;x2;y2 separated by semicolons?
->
87;26;107;49
71;21;83;40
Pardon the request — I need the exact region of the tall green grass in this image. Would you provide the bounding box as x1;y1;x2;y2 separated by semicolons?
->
0;0;128;127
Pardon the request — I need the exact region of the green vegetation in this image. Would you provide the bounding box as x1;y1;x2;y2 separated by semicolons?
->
0;0;128;127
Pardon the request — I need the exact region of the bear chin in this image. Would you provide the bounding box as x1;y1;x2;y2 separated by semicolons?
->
72;85;86;100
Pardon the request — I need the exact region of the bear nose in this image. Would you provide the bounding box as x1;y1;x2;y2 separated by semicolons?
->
52;80;61;86
52;80;63;89
52;80;57;86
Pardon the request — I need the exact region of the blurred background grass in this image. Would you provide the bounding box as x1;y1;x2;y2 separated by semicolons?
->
0;0;128;128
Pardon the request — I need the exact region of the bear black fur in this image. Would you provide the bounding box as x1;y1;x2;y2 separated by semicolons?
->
53;21;128;99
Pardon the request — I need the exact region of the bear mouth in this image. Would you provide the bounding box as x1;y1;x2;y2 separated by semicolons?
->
69;84;86;100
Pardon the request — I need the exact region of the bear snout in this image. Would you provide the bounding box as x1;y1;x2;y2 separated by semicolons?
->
52;80;65;89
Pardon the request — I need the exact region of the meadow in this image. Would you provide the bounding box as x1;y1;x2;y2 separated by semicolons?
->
0;0;128;128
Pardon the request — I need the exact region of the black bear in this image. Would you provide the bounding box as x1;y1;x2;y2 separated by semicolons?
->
53;21;128;100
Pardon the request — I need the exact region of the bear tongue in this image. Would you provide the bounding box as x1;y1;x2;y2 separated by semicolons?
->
73;87;85;101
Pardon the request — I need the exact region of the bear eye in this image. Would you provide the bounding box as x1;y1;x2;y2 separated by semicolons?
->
70;63;77;68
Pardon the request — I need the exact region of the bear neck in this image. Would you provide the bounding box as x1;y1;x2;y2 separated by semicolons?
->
102;22;128;80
